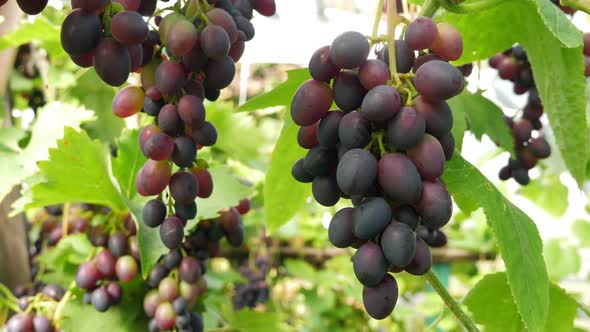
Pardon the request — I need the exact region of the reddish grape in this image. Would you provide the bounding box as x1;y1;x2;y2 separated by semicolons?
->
112;86;144;118
61;9;101;56
166;19;198;56
358;59;390;90
431;22;463;61
309;45;340;81
404;17;437;50
290;79;333;126
136;160;172;196
93;38;131;86
111;11;149;46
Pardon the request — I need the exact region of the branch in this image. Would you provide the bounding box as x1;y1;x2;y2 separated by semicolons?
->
425;270;480;332
419;0;441;17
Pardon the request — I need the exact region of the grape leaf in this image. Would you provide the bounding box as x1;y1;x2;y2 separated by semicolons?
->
24;127;127;212
0;103;93;204
264;115;311;231
464;272;578;332
67;70;125;143
236;68;311;112
60;281;148;332
572;219;590;247
0;128;25;153
448;97;467;152
0;17;62;55
543;239;580;280
518;175;568;217
444;154;549;332
225;309;283;332
112;129;145;200
439;0;588;187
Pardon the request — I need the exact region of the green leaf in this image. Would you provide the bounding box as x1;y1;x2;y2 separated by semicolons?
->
112;129;146;200
284;259;316;281
236;68;311;112
439;1;589;186
0;17;62;55
60;281;148;332
24;127;127;212
543;239;580;280
518;175;568;217
205;102;265;162
0;127;26;153
68;70;124;143
226;309;283;332
448;97;467;152
444;154;549;332
464;272;578;332
572;219;590;247
0;102;93;203
264;115;310;231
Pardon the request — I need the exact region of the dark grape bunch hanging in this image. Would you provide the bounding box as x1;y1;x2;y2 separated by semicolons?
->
489;35;590;185
290;16;464;319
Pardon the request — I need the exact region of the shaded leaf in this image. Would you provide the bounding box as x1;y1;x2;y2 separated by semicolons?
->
543;239;580;280
518;175;568;217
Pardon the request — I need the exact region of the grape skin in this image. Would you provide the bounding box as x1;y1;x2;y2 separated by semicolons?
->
362;274;398;320
407;134;446;181
338;111;372;149
290;79;333;126
309;45;339;81
61;9;101;56
352;242;387;287
336;148;377;196
380;222;416;267
353;197;392;240
93;38;130;87
414;60;464;101
385;106;425;150
317;110;343;148
110;11;149;46
415;181;452;229
404;17;437;50
328;207;356;248
312;175;340;206
360;85;401;122
414;96;453;137
332;70;367;113
330;31;370;69
378;153;422;204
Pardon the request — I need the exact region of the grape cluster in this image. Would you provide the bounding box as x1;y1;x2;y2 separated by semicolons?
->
143;252;205;332
290;17;464;319
75;221;140;312
6;284;64;332
489;38;590;185
232;240;269;310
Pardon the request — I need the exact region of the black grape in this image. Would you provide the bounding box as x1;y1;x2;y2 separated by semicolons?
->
108;231;128;257
404;238;432;275
352;242;387;287
380;222;416;267
234;15;255;41
17;0;48;14
338;111;371;149
404;17;437;50
332;70;367;113
415;181;452;229
414;96;453;137
156;60;186;94
91;287;111;312
191;121;218;146
175;201;197;220
290;79;333;126
309;45;339;81
529;137;551;158
385;106;425;150
393;205;419;231
328;207;356;248
110;11;149;46
353;197;392;240
204;56;235;89
361;85;401;122
172;136;197;168
303;146;337;176
169;171;198;204
93;38;131;87
362;274;398;320
291;158;314;183
437;132;455;161
329;31;370;69
61;9;101;56
378;40;416;74
297;122;319;149
160;216;184;249
512;119;533;143
378;153;422;204
512;168;530;185
499;166;512;180
143;96;164;117
358;59;391;91
127;44;143;72
143;199;167;228
137;0;157;16
413;53;442;73
336;148;377;196
312;175;340;206
200;25;231;59
158;104;183;136
317;110;343;148
430;230;448;248
415;60;464;101
407;134;446;180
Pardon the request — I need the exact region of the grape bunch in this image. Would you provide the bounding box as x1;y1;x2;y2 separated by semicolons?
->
489;37;590;185
290;17;464;319
144;200;250;331
232;231;270;310
75;220;140;312
6;284;64;332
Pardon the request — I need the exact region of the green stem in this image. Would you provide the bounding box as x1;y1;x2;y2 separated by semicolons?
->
371;0;384;42
377;133;387;157
424;270;480;332
561;0;590;14
386;0;401;84
53;281;76;325
419;0;441;17
439;0;509;13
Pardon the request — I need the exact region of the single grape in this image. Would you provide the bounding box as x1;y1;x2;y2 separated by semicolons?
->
302;146;337;176
136;160;172;196
328;207;356;248
178;95;205;128
336;148;377;196
172;136;197;168
137;0;157;16
437;132;455;161
353;197;392;240
127;44;143;72
200;25;231;59
297;122;319;149
309;45;339;81
108;231;128;257
166;19;198;56
404;238;432;275
110;11;149;46
332;70;366;113
361;85;401;122
156;60;186;94
352;242;387;287
377;40;416;74
512;168;530;185
498;57;518;80
378;153;422;204
317;110;344;148
431;22;463;61
358;59;390;90
142;133;174;160
234;15;255;41
112;86;144;118
76;261;101;289
414;96;453;137
115;255;138;282
330;31;370;69
70;52;94;68
155;302;176;331
206;8;239;43
160;216;185;249
362;274;398;320
175;201;197;220
415;181;452;229
179;256;202;283
528;137;551;158
413;53;442;73
91;287;111;312
95;249;116;277
393;205;419;231
291;158;314;183
169;171;199;204
191;121;218;146
144;290;162;317
6;313;34;332
290;79;333;126
414;60;464;101
93;38;130;87
204;55;235;89
191;167;214;198
32;315;52;332
251;0;276;16
143;199;167;228
385;106;426;150
338;111;371;149
312;175;340;206
512;119;533;143
407;134;446;180
158;104;183;136
182;42;209;73
147;264;170;288
380;222;416;267
158;12;184;45
404;17;437;50
61;9;101;56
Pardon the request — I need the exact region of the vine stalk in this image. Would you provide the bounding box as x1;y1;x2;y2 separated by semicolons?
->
419;0;440;17
386;0;401;85
371;0;384;41
425;270;479;332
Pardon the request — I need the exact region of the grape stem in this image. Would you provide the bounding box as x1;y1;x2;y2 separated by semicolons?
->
386;0;401;85
561;0;590;14
371;0;385;45
424;270;480;332
61;202;71;238
52;280;76;326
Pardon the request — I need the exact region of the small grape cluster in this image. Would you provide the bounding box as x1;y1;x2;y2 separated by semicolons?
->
33;204;95;248
75;223;140;312
6;284;65;332
488;37;590;184
290;17;464;319
143;252;205;332
232;233;270;310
